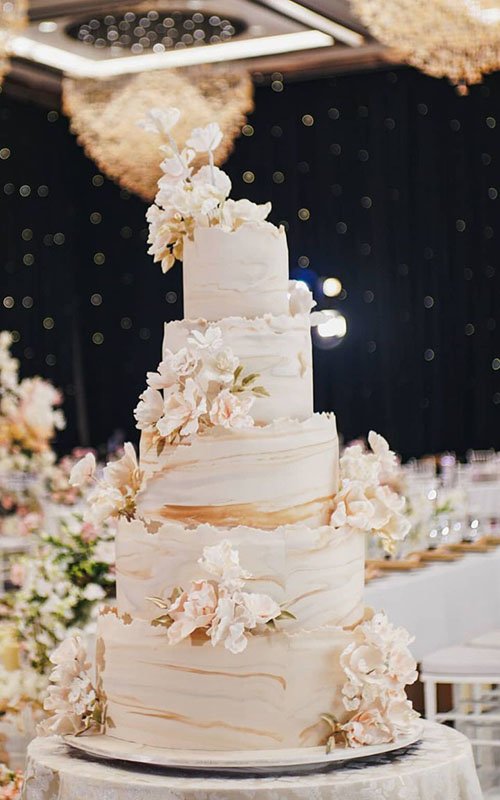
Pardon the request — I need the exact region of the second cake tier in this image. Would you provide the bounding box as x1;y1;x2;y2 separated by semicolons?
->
162;313;313;424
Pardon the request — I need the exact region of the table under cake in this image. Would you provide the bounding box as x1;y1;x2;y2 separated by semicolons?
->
21;721;482;800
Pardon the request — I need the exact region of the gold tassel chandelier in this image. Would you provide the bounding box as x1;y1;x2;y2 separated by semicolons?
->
62;66;254;201
351;0;500;92
0;0;27;86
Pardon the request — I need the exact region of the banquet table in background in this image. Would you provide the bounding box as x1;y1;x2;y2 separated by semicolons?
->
21;723;482;800
365;549;500;660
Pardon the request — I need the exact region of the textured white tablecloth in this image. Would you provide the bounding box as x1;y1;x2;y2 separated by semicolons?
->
21;722;482;800
365;549;500;660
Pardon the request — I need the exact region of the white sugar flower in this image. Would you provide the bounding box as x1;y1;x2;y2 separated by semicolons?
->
147;349;200;391
340;612;417;709
39;635;99;737
85;485;124;525
208;595;247;654
209;389;255;430
146;204;177;273
69;452;96;487
170;348;201;378
203;347;239;385
342;705;393;747
187;121;223;153
188;326;224;352
138;107;181;137
288;280;317;316
157;378;207;439
191;164;232;197
167;580;218;645
383;695;420;738
102;442;142;493
159;147;194;183
221;198;272;228
134;387;164;430
368;430;399;480
198;540;249;585
340;443;381;484
172;180;222;219
235;591;282;628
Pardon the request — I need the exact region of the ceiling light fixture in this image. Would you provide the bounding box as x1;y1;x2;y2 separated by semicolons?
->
10;28;332;77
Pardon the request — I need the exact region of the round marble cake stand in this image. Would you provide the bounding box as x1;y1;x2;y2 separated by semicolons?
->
21;721;482;800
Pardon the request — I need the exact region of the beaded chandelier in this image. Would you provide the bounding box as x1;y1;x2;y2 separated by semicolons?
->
62;66;254;200
351;0;500;92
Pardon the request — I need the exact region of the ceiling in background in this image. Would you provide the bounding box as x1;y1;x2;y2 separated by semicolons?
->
4;0;394;105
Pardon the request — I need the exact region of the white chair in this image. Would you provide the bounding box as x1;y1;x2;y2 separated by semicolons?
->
421;644;500;749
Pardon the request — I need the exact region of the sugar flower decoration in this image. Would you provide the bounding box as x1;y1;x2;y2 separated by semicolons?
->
134;324;268;448
288;280;317;317
141;107;274;272
149;540;294;655
331;432;410;555
322;610;419;750
69;442;143;525
38;635;104;736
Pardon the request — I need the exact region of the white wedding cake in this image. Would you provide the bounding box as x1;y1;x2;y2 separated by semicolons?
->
41;108;419;754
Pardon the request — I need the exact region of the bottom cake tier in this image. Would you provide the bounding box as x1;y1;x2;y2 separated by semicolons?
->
96;608;356;751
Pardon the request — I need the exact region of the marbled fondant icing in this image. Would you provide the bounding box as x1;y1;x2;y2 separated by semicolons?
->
183;223;289;321
137;414;339;529
97;609;352;751
116;518;365;627
163;314;313;424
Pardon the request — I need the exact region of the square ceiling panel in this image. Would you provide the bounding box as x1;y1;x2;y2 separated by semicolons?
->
10;0;364;78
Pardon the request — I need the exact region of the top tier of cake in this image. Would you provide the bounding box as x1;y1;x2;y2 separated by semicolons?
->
183;223;289;321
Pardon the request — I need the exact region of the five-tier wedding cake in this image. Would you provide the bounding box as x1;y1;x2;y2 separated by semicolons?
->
41;108;419;755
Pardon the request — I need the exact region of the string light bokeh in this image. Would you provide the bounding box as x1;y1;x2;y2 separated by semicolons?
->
1;65;500;457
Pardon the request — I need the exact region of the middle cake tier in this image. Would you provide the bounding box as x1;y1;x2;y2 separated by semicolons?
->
138;413;339;529
162;314;314;424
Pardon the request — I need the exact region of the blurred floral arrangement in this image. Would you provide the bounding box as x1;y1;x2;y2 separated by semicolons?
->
0;763;23;799
0;331;65;538
0;332;65;457
0;513;115;717
44;448;95;507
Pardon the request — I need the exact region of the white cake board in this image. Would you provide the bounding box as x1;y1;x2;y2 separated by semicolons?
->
64;725;423;776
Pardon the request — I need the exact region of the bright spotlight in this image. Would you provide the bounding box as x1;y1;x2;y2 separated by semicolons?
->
322;277;342;297
317;309;347;339
38;21;58;33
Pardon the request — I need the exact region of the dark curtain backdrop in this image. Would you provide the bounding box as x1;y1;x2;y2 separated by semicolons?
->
1;65;500;458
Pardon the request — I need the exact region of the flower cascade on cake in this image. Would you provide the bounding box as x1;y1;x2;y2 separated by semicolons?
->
141;107;272;273
134;325;268;450
148;539;294;654
69;445;143;526
38;636;103;736
322;610;419;749
332;431;411;555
